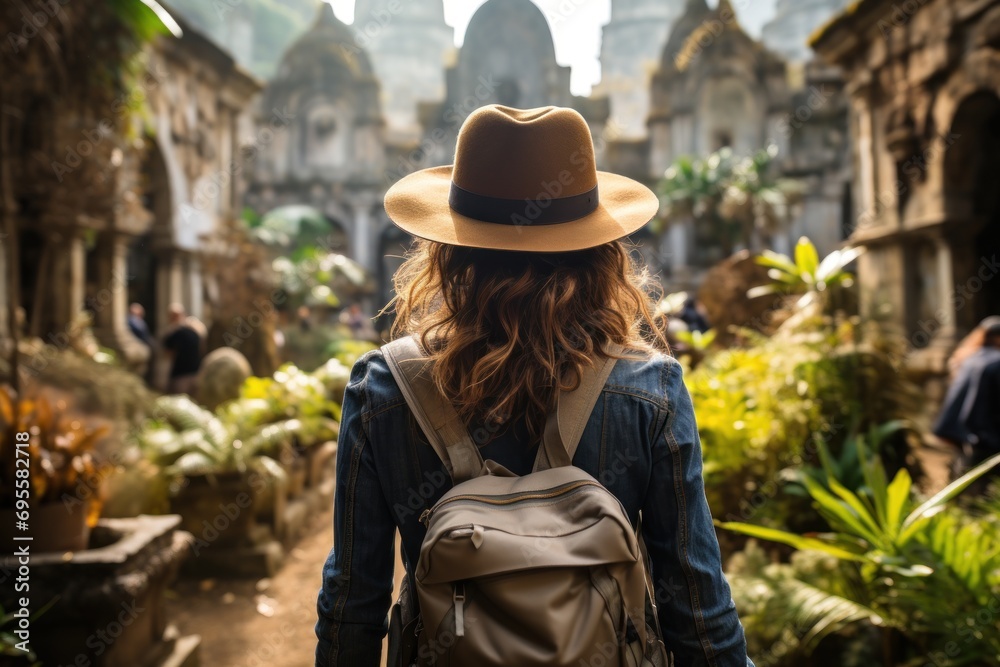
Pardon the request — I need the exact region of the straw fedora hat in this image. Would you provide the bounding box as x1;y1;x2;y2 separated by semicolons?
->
384;105;659;252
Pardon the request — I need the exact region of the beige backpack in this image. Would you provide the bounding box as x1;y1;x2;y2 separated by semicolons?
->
383;336;670;667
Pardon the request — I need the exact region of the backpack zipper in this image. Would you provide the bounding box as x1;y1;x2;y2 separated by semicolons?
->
419;480;601;527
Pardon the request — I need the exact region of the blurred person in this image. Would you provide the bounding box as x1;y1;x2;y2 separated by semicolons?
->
162;303;203;395
679;295;710;333
316;106;752;666
298;305;313;332
127;302;153;348
933;315;1000;482
339;302;371;339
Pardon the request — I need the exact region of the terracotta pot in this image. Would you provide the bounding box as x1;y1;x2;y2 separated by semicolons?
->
0;500;91;553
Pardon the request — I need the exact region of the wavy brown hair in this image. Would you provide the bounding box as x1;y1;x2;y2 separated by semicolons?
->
388;239;669;443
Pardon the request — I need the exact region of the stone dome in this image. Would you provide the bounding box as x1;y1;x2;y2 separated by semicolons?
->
276;3;375;81
660;0;714;69
464;0;558;67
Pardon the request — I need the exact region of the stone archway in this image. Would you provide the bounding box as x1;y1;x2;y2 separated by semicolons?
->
943;89;1000;331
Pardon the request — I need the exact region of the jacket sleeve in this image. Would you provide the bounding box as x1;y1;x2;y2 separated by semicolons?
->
316;356;396;666
643;358;754;667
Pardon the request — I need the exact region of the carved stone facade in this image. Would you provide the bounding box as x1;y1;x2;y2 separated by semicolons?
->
646;0;850;289
4;13;259;376
245;4;396;306
812;0;1000;402
418;0;610;167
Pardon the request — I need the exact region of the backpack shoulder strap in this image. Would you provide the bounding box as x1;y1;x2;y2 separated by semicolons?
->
382;335;484;483
534;345;623;472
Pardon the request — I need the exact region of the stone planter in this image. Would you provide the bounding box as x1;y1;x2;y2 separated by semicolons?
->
306;441;337;488
282;452;307;498
0;515;198;667
169;471;259;549
174;470;284;578
0;499;91;553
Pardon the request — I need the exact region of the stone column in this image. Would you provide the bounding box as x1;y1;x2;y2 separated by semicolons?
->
849;81;877;232
39;228;86;339
155;250;185;335
183;254;204;321
931;234;957;349
93;231;150;373
351;200;373;272
667;218;690;282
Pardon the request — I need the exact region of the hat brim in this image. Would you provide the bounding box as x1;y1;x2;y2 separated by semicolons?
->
384;166;660;252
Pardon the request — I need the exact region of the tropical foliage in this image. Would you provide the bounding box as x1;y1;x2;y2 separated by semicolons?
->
135;395;285;480
245;206;373;309
658;145;804;257
748;237;864;309
133;358;350;484
687;309;920;529
721;449;1000;666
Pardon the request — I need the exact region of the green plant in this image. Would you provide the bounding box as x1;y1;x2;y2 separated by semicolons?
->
720;449;1000;665
312;357;352;401
688;302;924;545
0;598;56;666
658;146;803;255
727;542;881;666
748;237;863;309
783;420;917;498
324;339;377;369
135;395;286;483
272;250;372;309
5;344;154;423
673;328;716;352
229;363;341;448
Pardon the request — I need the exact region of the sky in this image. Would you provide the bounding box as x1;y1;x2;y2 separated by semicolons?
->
329;0;779;96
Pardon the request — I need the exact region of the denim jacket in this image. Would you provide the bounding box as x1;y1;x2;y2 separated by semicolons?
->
316;348;754;667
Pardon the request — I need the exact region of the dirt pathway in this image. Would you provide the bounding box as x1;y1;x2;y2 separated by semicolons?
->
167;506;405;667
167;509;333;667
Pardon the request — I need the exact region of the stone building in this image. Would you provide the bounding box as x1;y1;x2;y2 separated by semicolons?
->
812;0;1000;401
5;12;259;374
643;0;851;289
417;0;610;168
353;0;455;144
127;19;260;344
243;0;853;308
245;4;390;275
595;0;684;139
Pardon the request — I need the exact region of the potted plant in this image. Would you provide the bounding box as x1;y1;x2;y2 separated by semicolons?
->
134;395;287;547
227;363;341;491
0;387;108;552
